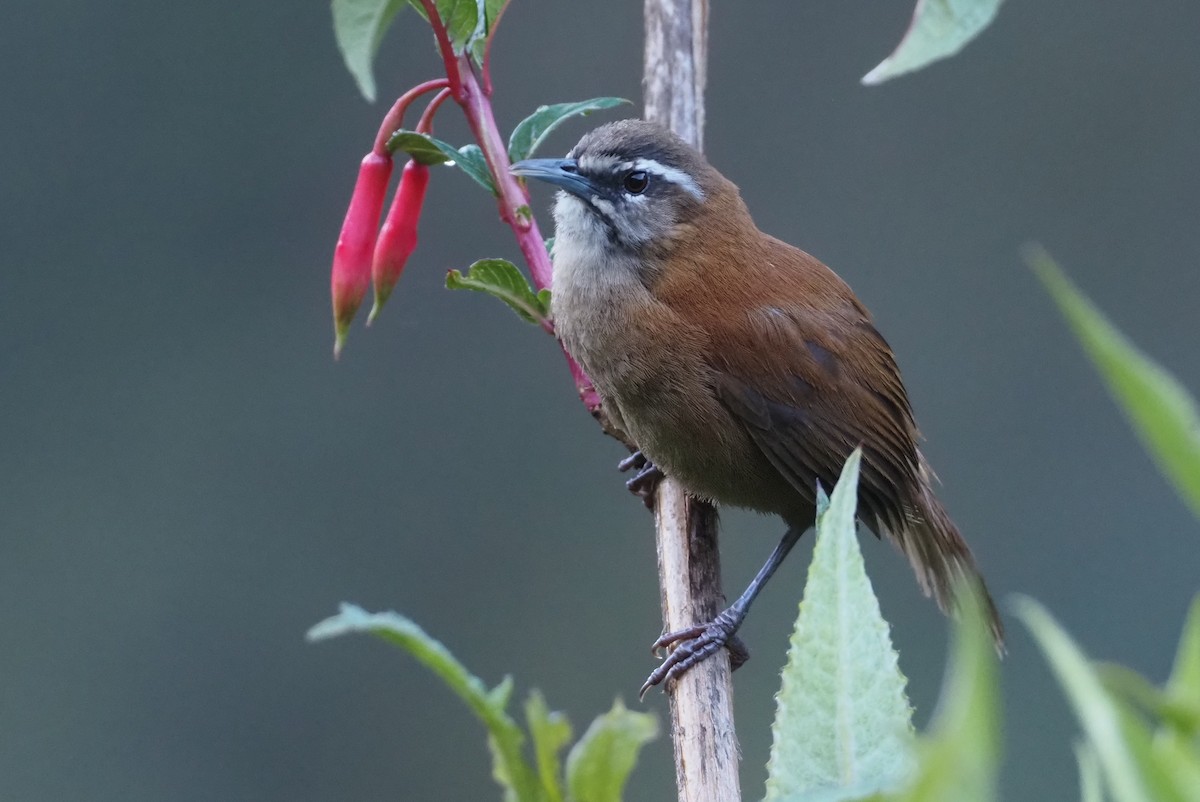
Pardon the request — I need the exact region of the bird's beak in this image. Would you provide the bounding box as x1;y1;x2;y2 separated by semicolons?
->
510;159;595;200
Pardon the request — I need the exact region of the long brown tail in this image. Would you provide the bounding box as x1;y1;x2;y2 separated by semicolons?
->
888;455;1005;649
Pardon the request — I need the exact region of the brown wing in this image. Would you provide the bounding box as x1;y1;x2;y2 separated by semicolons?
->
705;299;1003;643
709;301;924;536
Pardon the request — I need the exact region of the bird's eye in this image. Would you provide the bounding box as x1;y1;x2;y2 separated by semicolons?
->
622;170;649;195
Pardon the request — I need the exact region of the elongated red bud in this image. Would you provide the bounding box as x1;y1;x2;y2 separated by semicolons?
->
331;152;393;357
368;159;430;324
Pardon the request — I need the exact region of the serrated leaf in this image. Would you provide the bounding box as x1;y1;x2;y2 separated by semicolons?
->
434;0;481;53
862;0;1004;86
765;449;916;801
1015;597;1191;802
508;98;631;162
885;583;1000;802
386;130;453;165
446;259;546;325
331;0;408;102
307;604;540;801
1027;246;1200;522
526;691;571;802
564;699;658;802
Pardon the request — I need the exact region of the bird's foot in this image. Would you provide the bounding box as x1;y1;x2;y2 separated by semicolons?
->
618;450;663;508
639;610;749;698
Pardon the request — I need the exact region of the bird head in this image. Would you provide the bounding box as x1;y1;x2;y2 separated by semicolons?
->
512;119;727;261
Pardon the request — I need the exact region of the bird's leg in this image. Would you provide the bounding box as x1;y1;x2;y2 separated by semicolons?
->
618;450;664;506
639;525;804;697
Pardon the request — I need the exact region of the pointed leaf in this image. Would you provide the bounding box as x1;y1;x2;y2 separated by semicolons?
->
444;143;496;194
307;604;540;801
862;0;1005;86
483;0;506;26
526;691;571;802
885;583;1000;802
508;98;632;162
434;0;482;53
446;259;547;325
386;130;453;165
331;0;408;102
386;131;497;193
1015;597;1189;802
1027;246;1200;521
564;699;658;802
470;0;508;64
765;449;916;801
1167;595;1200;730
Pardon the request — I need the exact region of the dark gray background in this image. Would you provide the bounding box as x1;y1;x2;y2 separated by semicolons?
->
3;1;1198;800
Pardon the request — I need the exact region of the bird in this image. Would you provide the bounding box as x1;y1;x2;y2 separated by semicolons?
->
511;119;1002;695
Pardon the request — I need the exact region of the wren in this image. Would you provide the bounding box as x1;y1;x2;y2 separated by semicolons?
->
513;120;1001;694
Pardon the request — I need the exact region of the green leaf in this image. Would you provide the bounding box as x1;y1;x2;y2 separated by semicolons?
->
564;699;658;802
446;259;547;325
483;0;506;29
406;0;430;22
445;143;496;194
1027;246;1200;521
331;0;408;102
1166;595;1200;730
434;0;481;53
1015;597;1189;802
1099;664;1199;736
508;98;631;162
881;583;1000;802
386;130;453;165
385;131;497;193
307;604;540;801
526;691;570;802
470;0;508;64
764;449;916;801
862;0;1005;86
1077;742;1106;802
1150;734;1200;802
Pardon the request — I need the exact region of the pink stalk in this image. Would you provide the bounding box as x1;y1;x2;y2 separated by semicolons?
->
372;79;450;156
414;87;453;135
415;0;600;411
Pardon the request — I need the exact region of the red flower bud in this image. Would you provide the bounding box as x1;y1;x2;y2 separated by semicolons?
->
331;152;393;357
368;159;430;324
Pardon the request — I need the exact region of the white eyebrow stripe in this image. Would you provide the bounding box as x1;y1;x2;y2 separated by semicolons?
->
630;158;704;200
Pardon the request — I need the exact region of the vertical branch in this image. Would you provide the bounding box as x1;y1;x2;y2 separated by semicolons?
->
644;2;741;802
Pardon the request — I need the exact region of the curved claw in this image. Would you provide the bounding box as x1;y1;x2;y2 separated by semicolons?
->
639;610;749;698
617;451;647;473
618;450;663;509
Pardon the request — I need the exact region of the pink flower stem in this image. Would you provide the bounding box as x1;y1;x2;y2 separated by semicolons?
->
480;0;512;96
415;88;453;135
418;1;602;413
372;78;451;156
